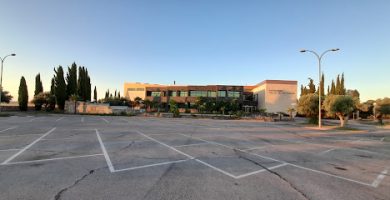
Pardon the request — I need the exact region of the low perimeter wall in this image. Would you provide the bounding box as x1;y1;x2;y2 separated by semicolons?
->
64;101;130;114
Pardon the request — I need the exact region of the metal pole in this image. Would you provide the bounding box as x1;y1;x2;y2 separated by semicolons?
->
0;59;4;111
318;57;322;128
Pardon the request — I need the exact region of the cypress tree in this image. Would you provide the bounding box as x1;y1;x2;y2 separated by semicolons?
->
327;86;330;95
118;91;120;98
330;80;336;95
340;73;345;95
34;73;44;110
94;86;97;102
34;73;43;96
50;77;55;95
18;76;28;111
77;66;85;100
66;62;78;99
308;78;316;94
319;74;325;96
336;75;341;95
86;69;91;101
54;66;67;110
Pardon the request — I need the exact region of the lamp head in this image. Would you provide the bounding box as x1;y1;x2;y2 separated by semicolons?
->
300;49;307;53
331;48;340;51
11;54;16;56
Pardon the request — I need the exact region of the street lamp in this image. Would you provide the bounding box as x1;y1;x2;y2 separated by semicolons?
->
300;49;339;128
0;53;16;111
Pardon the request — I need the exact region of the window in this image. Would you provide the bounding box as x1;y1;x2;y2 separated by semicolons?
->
218;91;226;97
151;92;161;97
127;88;136;91
228;91;240;98
172;91;177;97
208;91;216;97
136;88;145;91
190;91;207;97
179;91;188;97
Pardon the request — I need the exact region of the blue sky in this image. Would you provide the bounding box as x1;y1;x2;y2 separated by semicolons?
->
0;0;389;101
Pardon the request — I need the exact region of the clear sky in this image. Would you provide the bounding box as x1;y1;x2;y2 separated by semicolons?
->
0;0;389;101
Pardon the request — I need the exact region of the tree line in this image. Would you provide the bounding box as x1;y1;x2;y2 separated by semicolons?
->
297;73;390;126
17;62;95;111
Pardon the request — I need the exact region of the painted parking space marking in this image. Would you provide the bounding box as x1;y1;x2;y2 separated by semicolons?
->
114;159;190;173
95;129;115;172
1;127;56;165
55;117;64;122
173;142;209;148
2;154;103;166
318;148;336;155
101;118;109;123
0;126;17;133
0;148;21;152
371;168;388;188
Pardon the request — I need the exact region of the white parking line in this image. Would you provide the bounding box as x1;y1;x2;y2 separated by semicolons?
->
287;162;373;187
29;117;41;122
2;154;103;166
242;146;268;151
0;133;51;138
173;143;209;148
371;168;388;188
318;148;336;155
0;126;17;133
0;148;21;152
41;138;74;141
101;118;109;123
380;137;385;142
113;159;190;173
136;130;194;159
1;127;56;165
56;117;64;122
235;163;288;179
195;159;236;179
95;129;115;172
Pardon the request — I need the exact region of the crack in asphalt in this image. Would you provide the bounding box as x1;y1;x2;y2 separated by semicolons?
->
233;149;310;200
53;169;96;200
142;163;175;200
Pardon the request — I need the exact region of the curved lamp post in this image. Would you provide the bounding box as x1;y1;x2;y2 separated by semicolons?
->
0;53;16;111
300;49;339;128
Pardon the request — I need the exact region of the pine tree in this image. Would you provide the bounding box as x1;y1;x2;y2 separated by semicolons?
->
18;76;28;111
54;66;67;110
66;62;78;99
94;86;97;102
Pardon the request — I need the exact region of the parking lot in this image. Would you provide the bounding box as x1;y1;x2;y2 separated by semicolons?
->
0;114;389;200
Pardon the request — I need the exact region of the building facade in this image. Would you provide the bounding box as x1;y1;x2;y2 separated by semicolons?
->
124;80;297;113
